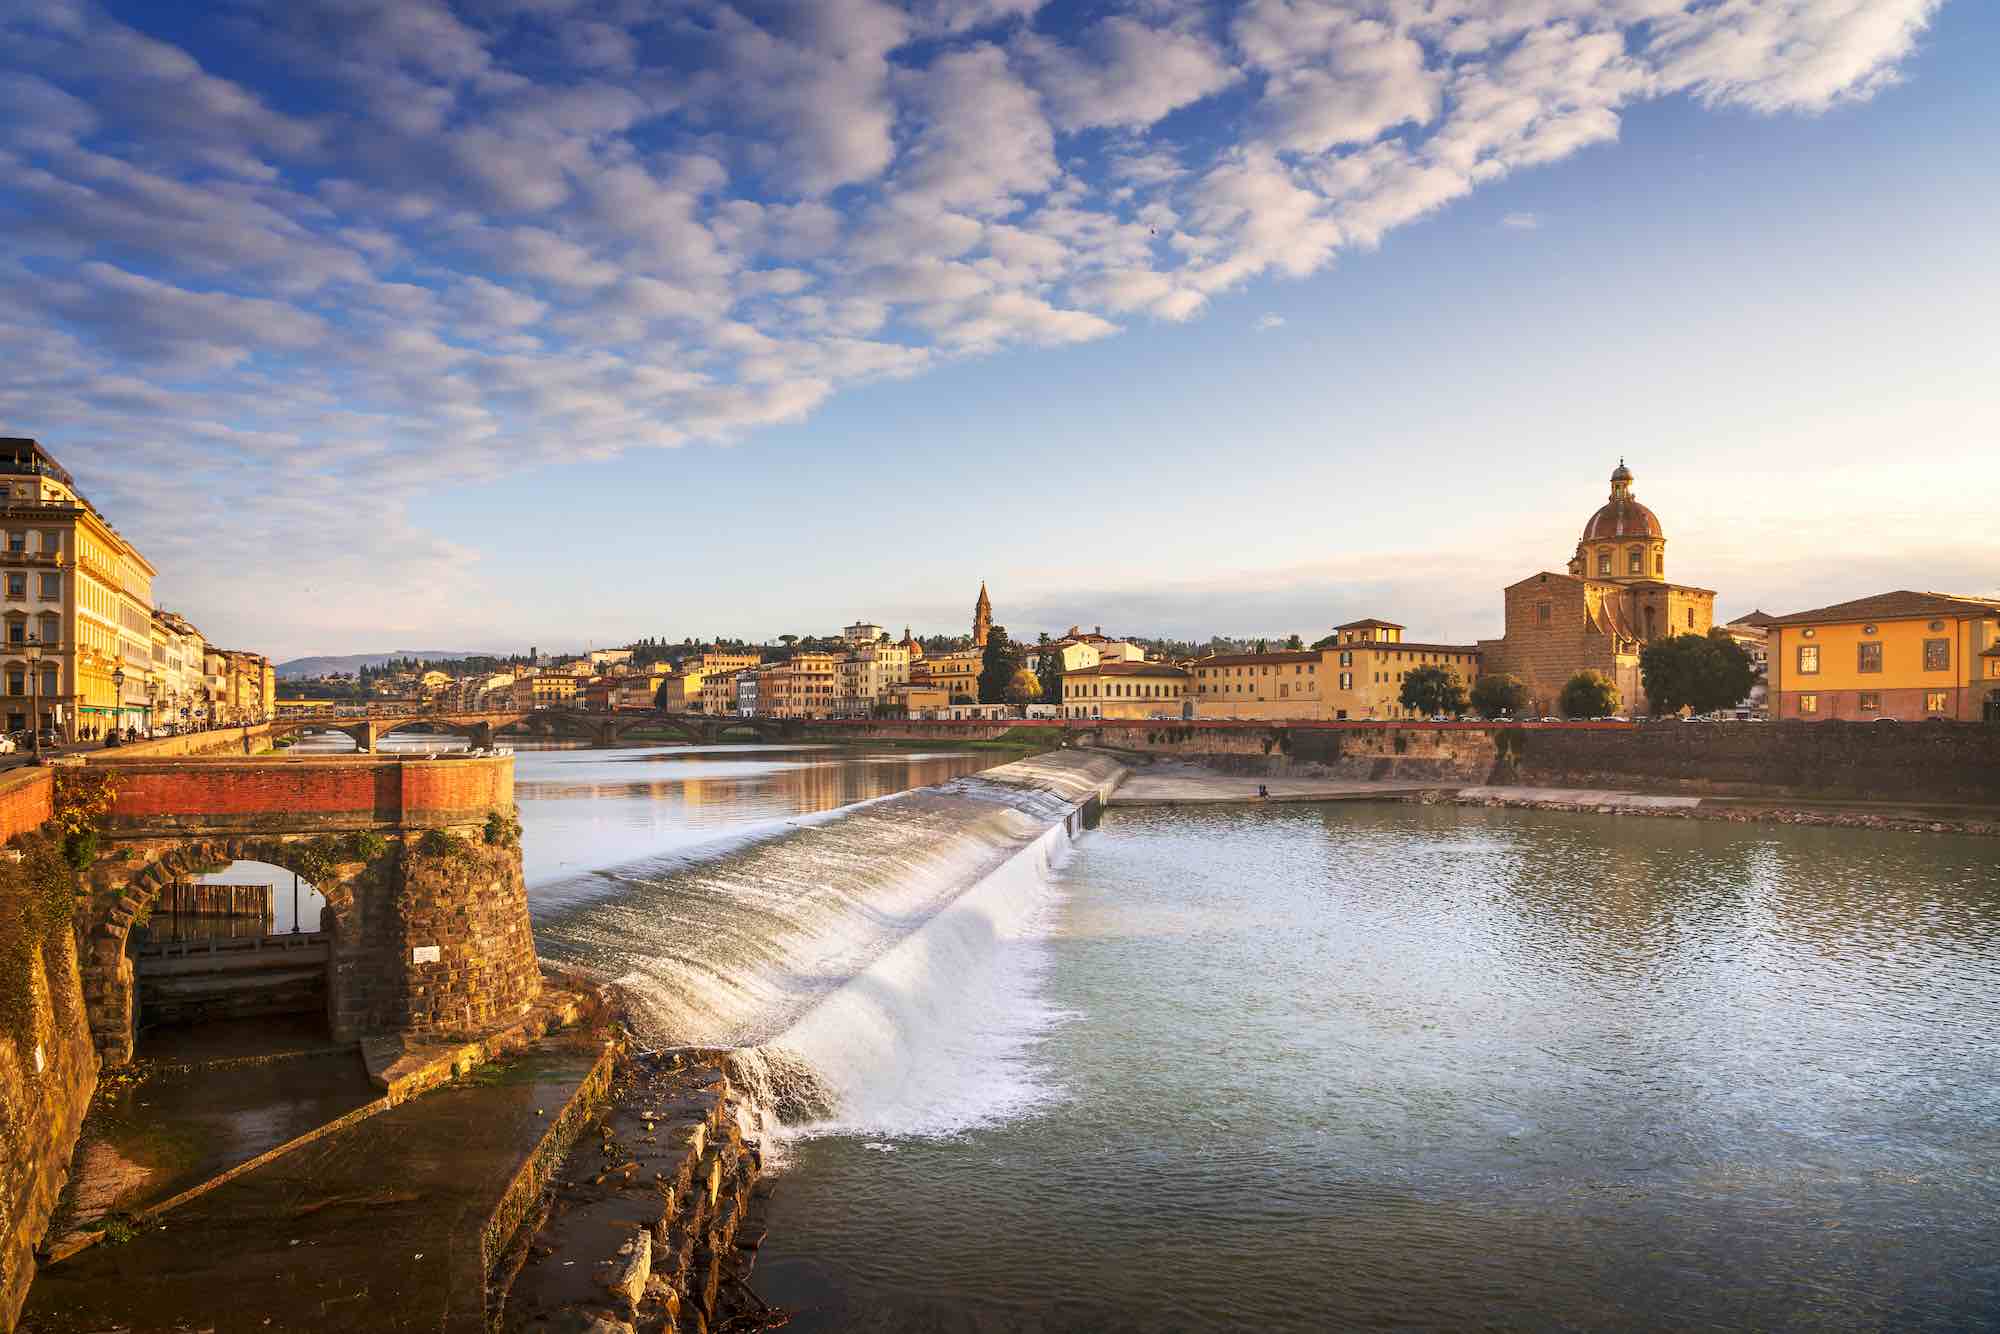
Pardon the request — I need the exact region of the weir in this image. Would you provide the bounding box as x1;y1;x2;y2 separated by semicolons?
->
533;749;1125;1131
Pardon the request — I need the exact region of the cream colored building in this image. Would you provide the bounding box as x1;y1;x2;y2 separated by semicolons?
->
835;641;912;717
150;609;209;730
665;670;707;712
1061;661;1189;719
765;652;838;718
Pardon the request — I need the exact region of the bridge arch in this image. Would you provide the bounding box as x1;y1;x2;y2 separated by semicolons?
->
79;833;389;1065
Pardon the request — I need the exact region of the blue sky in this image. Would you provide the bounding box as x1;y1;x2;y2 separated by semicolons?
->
2;0;1992;661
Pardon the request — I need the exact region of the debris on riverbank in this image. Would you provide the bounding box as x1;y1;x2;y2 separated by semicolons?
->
494;1045;781;1334
1445;787;2000;837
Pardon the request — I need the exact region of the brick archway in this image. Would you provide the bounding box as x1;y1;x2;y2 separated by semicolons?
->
79;834;389;1066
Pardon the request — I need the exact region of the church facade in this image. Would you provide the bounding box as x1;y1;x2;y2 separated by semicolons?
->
1478;463;1716;716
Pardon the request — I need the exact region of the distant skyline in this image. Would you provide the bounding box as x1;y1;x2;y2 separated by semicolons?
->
3;0;1993;662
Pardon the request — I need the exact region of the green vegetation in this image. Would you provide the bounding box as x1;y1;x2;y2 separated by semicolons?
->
1640;630;1758;716
978;625;1024;704
0;833;81;1057
1398;666;1468;718
415;828;476;863
483;808;522;849
1035;634;1064;711
1004;667;1042;705
1560;671;1620;719
53;769;118;871
1469;673;1528;720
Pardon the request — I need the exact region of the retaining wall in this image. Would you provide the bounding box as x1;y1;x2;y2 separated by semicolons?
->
93;754;513;835
802;718;2000;803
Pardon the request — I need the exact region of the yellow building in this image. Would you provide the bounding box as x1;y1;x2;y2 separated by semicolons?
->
663;670;706;712
692;651;761;676
917;648;982;702
1186;649;1323;719
529;672;579;707
1186;620;1480;720
1320;620;1481;720
1765;590;2000;721
1061;661;1189;719
0;437;159;739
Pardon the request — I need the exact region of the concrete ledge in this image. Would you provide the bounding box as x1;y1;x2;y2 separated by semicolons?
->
364;988;590;1103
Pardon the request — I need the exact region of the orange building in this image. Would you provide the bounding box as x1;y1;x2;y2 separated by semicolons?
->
1765;590;2000;721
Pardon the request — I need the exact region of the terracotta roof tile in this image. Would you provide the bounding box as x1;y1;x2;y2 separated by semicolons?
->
1765;590;2000;628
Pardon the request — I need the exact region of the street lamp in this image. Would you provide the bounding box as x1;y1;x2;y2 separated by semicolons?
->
145;680;158;738
111;665;125;742
24;635;40;764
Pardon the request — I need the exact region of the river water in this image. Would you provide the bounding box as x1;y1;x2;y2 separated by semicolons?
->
352;737;2000;1328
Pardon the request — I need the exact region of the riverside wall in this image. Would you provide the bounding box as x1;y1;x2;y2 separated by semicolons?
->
801;719;2000;805
0;770;93;1333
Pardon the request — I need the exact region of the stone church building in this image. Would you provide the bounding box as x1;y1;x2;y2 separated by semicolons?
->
1479;463;1716;716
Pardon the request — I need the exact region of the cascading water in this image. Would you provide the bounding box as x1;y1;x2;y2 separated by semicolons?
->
531;751;1124;1138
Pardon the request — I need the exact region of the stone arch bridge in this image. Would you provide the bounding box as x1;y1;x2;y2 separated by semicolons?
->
77;752;540;1066
270;709;801;752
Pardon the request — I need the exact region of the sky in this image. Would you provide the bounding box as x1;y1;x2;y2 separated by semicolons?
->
2;0;1994;662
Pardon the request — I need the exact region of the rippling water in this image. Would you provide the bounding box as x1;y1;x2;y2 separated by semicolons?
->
754;802;2000;1332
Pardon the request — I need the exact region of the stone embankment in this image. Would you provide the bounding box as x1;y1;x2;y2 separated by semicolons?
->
495;1047;775;1334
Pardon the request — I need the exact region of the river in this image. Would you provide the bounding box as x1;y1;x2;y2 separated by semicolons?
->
343;737;2000;1328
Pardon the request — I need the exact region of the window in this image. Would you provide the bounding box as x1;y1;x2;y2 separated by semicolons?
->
38;573;57;600
1858;642;1883;673
3;575;19;599
1628;548;1642;574
1799;694;1818;714
4;534;19;553
1597;552;1611;575
4;673;18;696
1858;692;1880;712
1655;552;1664;574
1339;673;1352;690
39;670;54;699
1924;639;1949;672
1536;602;1552;625
1797;645;1820;674
1686;608;1695;629
1925;692;1948;713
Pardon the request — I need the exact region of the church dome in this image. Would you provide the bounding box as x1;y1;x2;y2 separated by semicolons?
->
1580;460;1662;543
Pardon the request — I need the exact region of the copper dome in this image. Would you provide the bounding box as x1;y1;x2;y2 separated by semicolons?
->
1582;497;1663;542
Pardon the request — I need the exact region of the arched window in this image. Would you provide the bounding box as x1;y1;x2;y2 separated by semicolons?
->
1655;550;1664;574
1596;549;1612;576
1628;547;1643;574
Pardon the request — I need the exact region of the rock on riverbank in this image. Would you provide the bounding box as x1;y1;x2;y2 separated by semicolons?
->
494;1046;778;1334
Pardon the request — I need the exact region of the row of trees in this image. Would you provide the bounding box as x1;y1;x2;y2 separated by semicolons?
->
1399;629;1758;719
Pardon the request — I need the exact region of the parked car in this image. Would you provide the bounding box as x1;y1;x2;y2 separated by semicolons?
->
0;735;15;755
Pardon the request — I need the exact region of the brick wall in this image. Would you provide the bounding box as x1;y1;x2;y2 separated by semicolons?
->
0;770;51;845
97;755;511;835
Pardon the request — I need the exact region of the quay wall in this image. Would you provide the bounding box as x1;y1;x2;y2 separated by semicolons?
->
797;719;2000;804
91;754;513;835
0;770;93;1333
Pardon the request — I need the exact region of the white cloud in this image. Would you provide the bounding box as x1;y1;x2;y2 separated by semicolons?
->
1018;16;1238;131
1501;211;1540;229
0;0;1950;652
1254;312;1286;330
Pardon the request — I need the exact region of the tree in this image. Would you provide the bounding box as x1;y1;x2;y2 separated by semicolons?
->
1005;668;1042;705
1036;635;1064;710
654;679;673;710
1560;671;1619;718
1399;665;1467;718
1468;673;1527;720
1310;631;1339;650
1283;633;1304;650
978;624;1021;704
1640;630;1758;716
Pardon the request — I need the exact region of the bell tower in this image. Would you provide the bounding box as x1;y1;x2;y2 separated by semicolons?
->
973;582;992;648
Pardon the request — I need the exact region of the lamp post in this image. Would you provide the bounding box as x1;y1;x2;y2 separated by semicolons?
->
111;665;125;743
24;635;40;764
145;680;158;738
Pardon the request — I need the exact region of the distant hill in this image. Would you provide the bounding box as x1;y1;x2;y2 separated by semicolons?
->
276;650;504;679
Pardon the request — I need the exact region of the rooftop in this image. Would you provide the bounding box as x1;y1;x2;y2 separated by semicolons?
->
1069;661;1189;678
1335;618;1405;630
1765;590;2000;628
